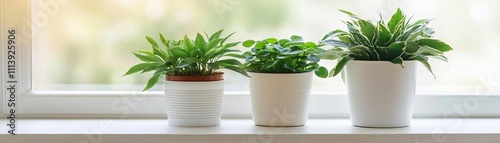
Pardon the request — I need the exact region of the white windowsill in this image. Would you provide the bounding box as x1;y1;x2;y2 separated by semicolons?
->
1;118;500;143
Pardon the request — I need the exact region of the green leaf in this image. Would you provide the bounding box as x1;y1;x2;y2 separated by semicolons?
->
290;35;303;41
143;74;161;91
322;29;347;40
315;66;328;78
145;36;159;48
184;57;201;64
338;9;360;19
387;8;404;33
377;23;392;46
224;65;250;77
206;38;223;51
245;56;256;62
225;42;240;48
209;29;224;41
330;56;354;77
220;31;236;45
358;19;377;41
123;63;152;76
265;38;278;44
256;50;270;57
133;52;161;62
417;38;453;52
264;60;279;68
255;41;266;49
306;54;320;62
404;42;420;55
415;56;436;80
338;35;354;45
389;57;404;67
386;42;405;60
195;33;206;52
322;39;351;48
159;33;168;46
207;63;219;70
216;59;242;66
171;48;189;58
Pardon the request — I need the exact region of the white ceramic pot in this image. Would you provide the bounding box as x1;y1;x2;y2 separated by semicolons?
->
345;60;417;127
249;72;313;127
164;80;224;127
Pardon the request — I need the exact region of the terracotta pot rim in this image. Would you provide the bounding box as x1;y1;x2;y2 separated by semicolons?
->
165;73;224;81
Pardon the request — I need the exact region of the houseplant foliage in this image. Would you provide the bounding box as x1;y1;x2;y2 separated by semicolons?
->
241;35;327;126
321;8;453;78
241;35;328;77
124;29;249;91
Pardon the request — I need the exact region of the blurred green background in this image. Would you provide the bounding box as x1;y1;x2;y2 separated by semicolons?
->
32;0;500;93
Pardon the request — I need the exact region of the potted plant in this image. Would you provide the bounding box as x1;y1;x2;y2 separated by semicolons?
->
241;35;328;127
124;30;249;127
320;9;453;127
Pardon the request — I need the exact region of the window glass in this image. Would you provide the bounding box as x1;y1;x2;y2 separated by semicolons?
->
32;0;500;93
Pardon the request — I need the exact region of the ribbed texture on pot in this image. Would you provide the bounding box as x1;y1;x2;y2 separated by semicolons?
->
164;81;224;120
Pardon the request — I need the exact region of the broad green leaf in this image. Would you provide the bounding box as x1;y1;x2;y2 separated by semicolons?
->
278;39;290;45
338;9;360;19
143;74;161;91
349;46;371;60
159;33;168;46
224;42;240;48
290;35;303;41
145;36;159;48
387;42;405;60
330;56;354;77
265;38;278;44
322;39;351;48
133;52;162;62
195;33;206;52
305;42;317;49
256;50;270;57
387;8;404;32
415;56;436;79
377;23;392;45
224;65;250;77
338;35;355;45
242;40;255;47
264;60;279;68
358;19;376;41
184;57;201;64
255;41;266;49
245;56;256;62
417;38;453;52
207;63;219;70
404;42;420;55
209;29;224;41
171;48;189;58
206;38;223;51
216;59;242;66
123;63;153;76
322;29;348;40
220;31;236;45
306;54;320;62
315;66;329;78
389;57;404;67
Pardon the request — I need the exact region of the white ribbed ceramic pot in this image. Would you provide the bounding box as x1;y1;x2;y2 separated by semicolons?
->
249;72;313;127
164;80;224;127
345;60;417;128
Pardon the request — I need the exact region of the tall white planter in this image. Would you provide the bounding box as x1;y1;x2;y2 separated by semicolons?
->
164;80;224;127
345;60;417;127
249;72;313;127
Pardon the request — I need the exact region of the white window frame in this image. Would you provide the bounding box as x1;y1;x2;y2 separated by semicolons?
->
1;0;500;119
